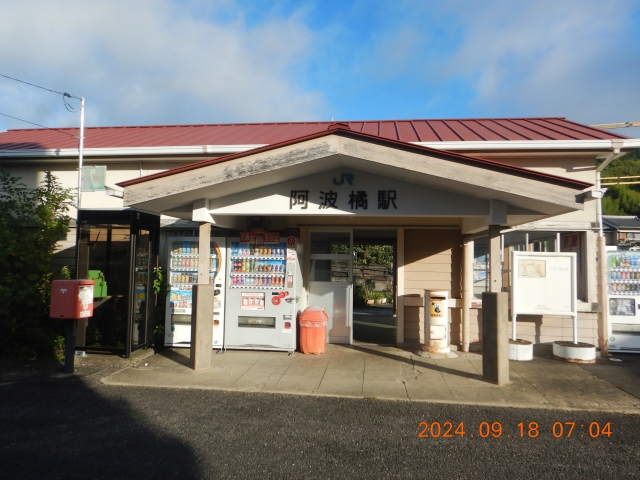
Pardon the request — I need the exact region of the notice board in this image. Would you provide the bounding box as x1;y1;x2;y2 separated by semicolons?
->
511;251;577;317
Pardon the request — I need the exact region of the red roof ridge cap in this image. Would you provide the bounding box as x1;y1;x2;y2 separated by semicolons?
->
3;116;576;134
327;122;351;131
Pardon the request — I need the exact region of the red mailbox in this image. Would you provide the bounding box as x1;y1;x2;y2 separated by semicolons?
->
50;280;95;319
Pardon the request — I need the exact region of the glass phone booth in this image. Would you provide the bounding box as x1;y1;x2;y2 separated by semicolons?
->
75;209;160;357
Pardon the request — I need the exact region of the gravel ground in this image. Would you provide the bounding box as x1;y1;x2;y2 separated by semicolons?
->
1;356;639;479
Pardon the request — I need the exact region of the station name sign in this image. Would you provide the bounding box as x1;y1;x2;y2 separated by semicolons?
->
239;229;280;244
290;189;398;210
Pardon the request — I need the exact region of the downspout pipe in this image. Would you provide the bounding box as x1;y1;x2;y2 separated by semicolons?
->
595;141;627;356
596;142;627;237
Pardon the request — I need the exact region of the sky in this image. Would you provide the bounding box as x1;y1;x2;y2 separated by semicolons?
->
0;0;639;137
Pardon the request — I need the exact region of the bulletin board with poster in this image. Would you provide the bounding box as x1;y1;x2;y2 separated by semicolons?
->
510;251;578;341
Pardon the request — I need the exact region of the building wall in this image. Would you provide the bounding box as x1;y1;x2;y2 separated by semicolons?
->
402;228;462;345
2;151;603;348
401;227;598;347
470;154;598;225
2;158;205;218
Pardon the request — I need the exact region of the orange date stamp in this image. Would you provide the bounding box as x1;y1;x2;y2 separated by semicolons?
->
418;421;612;439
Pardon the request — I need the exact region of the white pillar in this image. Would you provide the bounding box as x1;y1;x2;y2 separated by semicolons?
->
197;223;211;285
489;225;502;293
462;237;473;352
396;228;405;345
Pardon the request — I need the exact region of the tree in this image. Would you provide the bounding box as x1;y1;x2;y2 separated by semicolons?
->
0;168;74;357
601;149;640;215
353;244;393;266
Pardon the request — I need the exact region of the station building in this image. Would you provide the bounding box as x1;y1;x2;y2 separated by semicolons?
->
1;118;637;356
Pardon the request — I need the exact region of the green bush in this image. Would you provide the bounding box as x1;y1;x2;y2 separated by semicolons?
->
0;168;74;358
152;266;169;340
354;284;369;307
353;285;394;306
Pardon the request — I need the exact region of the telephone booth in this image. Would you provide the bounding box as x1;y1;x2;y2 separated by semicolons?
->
75;209;160;357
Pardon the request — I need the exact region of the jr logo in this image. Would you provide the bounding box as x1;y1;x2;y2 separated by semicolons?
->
333;173;354;185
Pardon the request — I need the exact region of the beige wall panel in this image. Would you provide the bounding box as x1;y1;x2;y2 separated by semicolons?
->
404;263;455;274
505;313;598;344
404;331;422;342
481;155;597;183
476;154;597;224
405;271;458;282
406;284;459;296
405;316;422;325
403;306;424;343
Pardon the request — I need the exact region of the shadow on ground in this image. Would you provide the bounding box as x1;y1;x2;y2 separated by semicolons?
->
0;362;200;479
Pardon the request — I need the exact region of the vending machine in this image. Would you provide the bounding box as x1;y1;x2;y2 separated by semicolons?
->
164;237;227;348
606;251;640;352
224;235;303;352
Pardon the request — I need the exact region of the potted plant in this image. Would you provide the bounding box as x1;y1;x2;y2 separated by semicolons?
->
152;267;169;352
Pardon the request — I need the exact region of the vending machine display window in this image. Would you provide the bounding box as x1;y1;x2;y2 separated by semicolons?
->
224;236;303;352
606;251;640;352
165;238;226;347
229;241;287;289
607;252;640;295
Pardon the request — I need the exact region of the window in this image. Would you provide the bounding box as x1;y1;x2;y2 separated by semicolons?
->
473;237;489;298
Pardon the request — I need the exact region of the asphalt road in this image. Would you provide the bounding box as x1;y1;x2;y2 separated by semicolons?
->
1;362;639;479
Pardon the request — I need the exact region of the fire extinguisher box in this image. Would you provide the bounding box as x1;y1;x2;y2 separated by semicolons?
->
50;280;95;319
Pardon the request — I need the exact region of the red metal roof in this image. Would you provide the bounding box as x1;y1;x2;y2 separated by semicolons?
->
0;117;628;151
118;123;592;189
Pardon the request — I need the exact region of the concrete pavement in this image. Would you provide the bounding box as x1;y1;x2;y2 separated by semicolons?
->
102;344;640;413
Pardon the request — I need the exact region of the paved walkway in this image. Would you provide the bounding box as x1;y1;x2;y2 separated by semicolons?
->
102;344;640;413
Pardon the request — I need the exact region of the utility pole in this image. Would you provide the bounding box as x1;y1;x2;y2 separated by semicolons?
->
74;96;85;209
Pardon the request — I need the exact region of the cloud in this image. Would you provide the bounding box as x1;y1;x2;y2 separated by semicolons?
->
0;0;325;131
324;0;639;135
436;0;640;124
1;0;638;138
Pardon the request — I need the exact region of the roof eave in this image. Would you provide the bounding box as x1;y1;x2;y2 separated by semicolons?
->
1;138;638;159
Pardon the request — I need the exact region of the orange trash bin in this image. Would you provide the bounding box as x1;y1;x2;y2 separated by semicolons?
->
299;306;328;354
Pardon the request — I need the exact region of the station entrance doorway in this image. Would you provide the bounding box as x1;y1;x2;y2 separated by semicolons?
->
352;230;396;345
307;229;396;346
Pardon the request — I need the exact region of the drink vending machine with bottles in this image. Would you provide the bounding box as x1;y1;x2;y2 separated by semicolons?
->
223;237;303;352
607;251;640;352
164;237;227;348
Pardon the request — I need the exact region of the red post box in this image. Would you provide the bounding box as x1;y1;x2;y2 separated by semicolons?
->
50;280;95;319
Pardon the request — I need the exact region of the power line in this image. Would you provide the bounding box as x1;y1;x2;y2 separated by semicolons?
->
0;73;81;100
0;111;78;138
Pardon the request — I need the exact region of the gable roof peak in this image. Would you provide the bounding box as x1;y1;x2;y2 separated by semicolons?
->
327;122;351;132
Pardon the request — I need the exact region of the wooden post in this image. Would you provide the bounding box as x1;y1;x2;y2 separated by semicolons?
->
190;285;214;370
482;225;508;384
482;292;509;385
190;222;214;370
597;235;609;355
